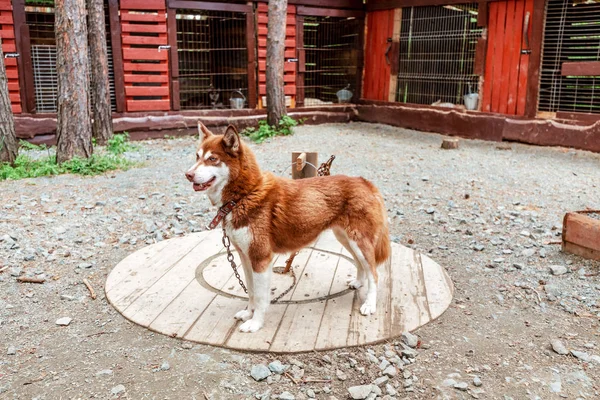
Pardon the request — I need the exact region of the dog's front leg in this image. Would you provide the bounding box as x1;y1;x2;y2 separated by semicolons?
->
239;259;272;333
234;252;255;322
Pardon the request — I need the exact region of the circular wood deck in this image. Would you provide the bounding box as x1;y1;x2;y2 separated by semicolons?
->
105;230;453;353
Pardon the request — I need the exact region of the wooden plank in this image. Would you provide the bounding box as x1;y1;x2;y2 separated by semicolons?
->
478;1;488;27
1;42;15;52
506;0;525;115
354;17;365;102
0;28;15;39
121;23;167;34
11;104;21;114
481;1;497;112
226;303;288;351
420;254;453;319
257;0;363;8
291;250;340;301
516;0;534;116
120;0;166;10
490;1;507;113
314;293;355;350
149;279;216;338
184;296;247;345
523;0;545;118
296;15;305;107
5;68;18;79
124;74;169;83
123;48;169;61
123;62;169;72
3;57;16;66
269;301;327;352
328;256;356;295
556;111;600;123
0;14;12;24
388;9;401;102
13;0;34;113
121;35;166;46
170;79;180;111
563;241;600;262
297;6;364;18
368;0;494;10
168;0;251;12
0;2;13;10
246;9;257;109
473;37;487;76
563;213;600;253
109;0;126;113
107;234;203;307
121;12;165;22
123;233;223;326
497;0;516;115
561;62;600;77
125;86;170;97
7;81;19;91
126;99;171;111
276;248;314;302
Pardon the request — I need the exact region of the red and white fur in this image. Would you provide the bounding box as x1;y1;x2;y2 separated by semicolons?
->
185;123;391;333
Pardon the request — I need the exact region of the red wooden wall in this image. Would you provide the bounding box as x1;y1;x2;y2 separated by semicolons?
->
0;0;21;113
362;9;395;101
120;0;171;112
482;0;533;115
257;2;297;107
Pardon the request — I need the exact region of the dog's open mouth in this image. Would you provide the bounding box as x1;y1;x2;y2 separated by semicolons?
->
193;176;216;192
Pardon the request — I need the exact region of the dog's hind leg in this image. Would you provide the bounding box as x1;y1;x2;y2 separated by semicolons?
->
234;252;254;322
239;258;272;333
333;228;365;290
346;239;378;316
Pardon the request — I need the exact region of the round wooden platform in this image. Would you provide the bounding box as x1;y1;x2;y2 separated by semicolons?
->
105;230;453;353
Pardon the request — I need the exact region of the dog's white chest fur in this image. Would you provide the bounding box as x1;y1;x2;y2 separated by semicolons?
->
224;218;252;255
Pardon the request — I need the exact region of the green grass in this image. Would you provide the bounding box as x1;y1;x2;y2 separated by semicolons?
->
241;116;305;144
0;134;139;181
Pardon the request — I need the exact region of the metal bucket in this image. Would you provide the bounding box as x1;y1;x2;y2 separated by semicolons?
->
463;93;479;111
336;85;353;103
229;90;246;109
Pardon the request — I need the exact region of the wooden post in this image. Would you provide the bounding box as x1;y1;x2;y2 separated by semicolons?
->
291;151;317;179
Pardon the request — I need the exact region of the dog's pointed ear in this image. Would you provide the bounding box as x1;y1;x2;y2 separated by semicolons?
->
222;125;240;156
198;121;213;142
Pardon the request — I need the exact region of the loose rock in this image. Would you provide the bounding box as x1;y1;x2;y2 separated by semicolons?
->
55;317;72;326
549;265;568;276
251;364;271;381
551;339;569;355
268;360;286;374
401;331;419;348
348;385;373;400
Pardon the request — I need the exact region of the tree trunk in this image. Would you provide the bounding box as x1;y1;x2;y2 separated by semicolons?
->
55;0;93;163
87;0;113;145
0;37;18;165
266;0;288;127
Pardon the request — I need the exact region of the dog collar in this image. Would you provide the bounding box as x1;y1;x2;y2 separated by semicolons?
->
207;200;237;230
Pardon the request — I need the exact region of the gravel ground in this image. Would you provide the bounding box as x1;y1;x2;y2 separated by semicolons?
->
1;122;600;399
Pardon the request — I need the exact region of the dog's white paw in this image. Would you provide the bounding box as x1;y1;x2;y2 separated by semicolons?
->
348;279;364;289
239;318;263;333
234;309;253;322
360;301;376;315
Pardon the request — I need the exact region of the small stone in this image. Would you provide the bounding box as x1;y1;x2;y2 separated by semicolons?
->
160;362;170;371
111;385;126;396
385;384;397;396
520;230;531;237
426;207;435;214
571;350;590;362
370;385;382;396
55;317;72;326
443;379;457;387
379;359;390;370
348;385;373;400
522;248;536;257
454;382;468;391
473;376;482;387
96;369;113;377
513;263;524;270
268;360;286;374
7;346;16;355
551;339;569;355
78;263;93;269
9;267;22;277
279;391;295;400
401;347;418;359
549;265;568;276
383;365;397;377
473;243;485;251
336;369;347;381
251;364;271;381
422;176;430;181
550;381;561;393
401;331;419;348
372;376;389;386
306;389;315;399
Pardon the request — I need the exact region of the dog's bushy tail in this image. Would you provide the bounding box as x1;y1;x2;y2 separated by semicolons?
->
375;198;391;265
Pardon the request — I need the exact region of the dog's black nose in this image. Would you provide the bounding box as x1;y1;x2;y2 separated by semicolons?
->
185;171;194;182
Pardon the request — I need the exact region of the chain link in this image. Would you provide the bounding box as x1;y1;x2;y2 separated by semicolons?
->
221;155;335;303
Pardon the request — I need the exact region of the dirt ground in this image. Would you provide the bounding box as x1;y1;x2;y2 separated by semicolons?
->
1;122;600;400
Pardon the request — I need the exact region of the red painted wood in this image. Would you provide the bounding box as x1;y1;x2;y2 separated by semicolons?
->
0;28;15;39
490;1;507;113
123;62;169;72
121;12;166;22
497;0;514;114
123;48;169;61
0;2;13;11
482;2;497;112
124;74;169;83
506;0;525;115
125;86;170;96
121;35;166;45
8;82;19;91
126;100;170;111
1;42;15;52
561;62;600;77
6;69;18;79
3;57;16;66
259;85;296;95
363;10;393;101
120;0;166;10
121;23;167;34
0;14;13;25
11;104;21;113
516;0;533;116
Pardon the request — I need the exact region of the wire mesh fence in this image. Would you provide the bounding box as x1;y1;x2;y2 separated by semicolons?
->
396;4;481;106
538;0;600;114
302;16;361;107
176;10;249;110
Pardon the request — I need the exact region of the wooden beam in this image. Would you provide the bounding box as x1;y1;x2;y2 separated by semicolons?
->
168;0;251;12
246;9;257;109
297;5;364;17
367;0;494;11
166;8;179;111
255;0;364;9
561;61;600;77
355;17;365;102
108;0;126;113
295;15;305;107
12;0;34;113
523;0;545;118
388;8;402;102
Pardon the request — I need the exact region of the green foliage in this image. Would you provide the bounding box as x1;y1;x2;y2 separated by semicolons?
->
0;153;137;181
107;132;137;155
241;116;303;144
19;140;47;151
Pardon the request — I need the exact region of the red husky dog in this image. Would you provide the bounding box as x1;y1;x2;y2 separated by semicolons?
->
185;123;390;333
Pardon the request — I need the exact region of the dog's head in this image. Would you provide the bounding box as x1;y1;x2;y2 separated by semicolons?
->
185;122;242;202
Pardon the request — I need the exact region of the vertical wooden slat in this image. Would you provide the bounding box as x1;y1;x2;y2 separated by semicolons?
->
506;0;525;115
166;8;179;111
482;1;498;112
523;0;544;117
490;1;507;113
498;0;516;114
108;0;125;113
12;0;33;113
516;0;533;115
477;0;488;27
296;14;304;107
388;8;401;102
246;7;257;109
354;17;365;102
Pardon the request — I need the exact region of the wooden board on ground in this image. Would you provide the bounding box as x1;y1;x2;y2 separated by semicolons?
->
106;230;454;353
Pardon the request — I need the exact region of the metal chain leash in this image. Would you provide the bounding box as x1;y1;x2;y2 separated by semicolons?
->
222;155;335;303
